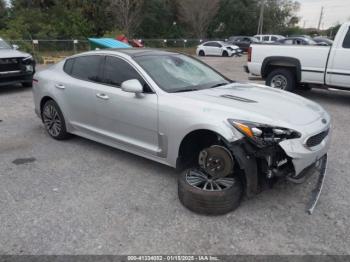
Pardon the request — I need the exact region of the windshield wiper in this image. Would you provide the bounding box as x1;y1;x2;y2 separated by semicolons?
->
209;83;229;89
172;88;199;93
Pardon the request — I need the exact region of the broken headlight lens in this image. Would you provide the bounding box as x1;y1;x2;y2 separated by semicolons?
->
228;119;301;147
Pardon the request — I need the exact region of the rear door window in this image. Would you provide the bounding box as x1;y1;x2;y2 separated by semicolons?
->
70;55;104;82
212;42;222;47
343;27;350;48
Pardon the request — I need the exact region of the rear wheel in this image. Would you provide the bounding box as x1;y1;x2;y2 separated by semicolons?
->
41;100;71;140
178;145;243;215
198;50;205;56
266;68;296;91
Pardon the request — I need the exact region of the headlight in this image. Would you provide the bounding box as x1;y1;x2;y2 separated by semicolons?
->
22;55;34;65
227;47;233;51
23;55;33;61
228;119;301;147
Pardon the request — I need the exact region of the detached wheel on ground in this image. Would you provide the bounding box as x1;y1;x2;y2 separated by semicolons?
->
178;169;243;215
178;145;243;215
41;100;71;140
266;68;296;92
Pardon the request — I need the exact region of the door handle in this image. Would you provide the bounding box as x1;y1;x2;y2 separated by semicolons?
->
96;93;109;100
55;84;65;89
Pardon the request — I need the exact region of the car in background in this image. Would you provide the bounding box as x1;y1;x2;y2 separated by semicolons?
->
0;38;36;87
313;36;334;46
227;36;260;52
196;41;242;57
246;21;350;92
254;34;285;43
275;36;318;45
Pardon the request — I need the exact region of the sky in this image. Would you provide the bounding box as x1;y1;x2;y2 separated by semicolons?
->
297;0;350;29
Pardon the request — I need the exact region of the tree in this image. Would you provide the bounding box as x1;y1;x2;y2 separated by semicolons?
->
177;0;220;38
0;0;7;29
208;0;260;38
263;0;300;34
2;0;92;39
69;0;113;37
136;0;182;38
109;0;144;37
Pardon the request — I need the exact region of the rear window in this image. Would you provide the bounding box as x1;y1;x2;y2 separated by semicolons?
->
63;58;74;74
343;27;350;48
70;55;104;82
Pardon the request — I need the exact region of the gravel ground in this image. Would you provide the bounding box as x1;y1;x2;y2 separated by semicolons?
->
0;56;349;255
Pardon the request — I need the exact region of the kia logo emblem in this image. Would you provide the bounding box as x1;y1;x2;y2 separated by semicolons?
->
322;119;327;124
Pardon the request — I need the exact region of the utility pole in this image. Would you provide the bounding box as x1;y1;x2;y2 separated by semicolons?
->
317;6;324;31
257;0;265;35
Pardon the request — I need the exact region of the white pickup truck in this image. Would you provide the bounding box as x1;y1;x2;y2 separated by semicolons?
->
246;22;350;91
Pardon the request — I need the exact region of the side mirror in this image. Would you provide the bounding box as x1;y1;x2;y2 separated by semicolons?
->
121;79;143;94
12;44;19;50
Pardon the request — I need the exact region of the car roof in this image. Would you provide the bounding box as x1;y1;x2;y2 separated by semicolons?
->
76;48;179;58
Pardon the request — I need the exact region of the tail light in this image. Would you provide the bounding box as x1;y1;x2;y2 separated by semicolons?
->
248;47;252;62
33;78;38;83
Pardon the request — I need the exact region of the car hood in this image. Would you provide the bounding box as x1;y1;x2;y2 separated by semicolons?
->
226;45;240;49
0;49;31;59
173;83;328;127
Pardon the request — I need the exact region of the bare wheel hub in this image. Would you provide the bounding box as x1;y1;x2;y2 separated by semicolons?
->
198;145;234;179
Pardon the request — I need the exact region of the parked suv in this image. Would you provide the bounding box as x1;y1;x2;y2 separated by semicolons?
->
0;38;35;87
33;49;331;215
254;34;285;43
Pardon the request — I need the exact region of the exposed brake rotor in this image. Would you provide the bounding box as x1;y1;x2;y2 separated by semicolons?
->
198;145;234;179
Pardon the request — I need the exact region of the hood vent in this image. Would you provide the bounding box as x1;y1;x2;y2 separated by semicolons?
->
220;94;257;103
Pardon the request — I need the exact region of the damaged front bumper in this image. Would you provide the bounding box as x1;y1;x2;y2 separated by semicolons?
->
306;154;328;214
226;122;331;214
279;126;331;176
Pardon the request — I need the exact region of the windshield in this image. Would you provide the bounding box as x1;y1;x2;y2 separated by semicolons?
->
305;38;317;45
0;40;12;49
134;54;230;93
251;37;260;43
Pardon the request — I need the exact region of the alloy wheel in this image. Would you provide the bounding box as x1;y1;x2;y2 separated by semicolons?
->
185;169;235;191
271;74;288;89
42;104;62;137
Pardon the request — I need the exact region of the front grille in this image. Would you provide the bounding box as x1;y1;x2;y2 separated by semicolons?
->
306;129;329;147
0;58;22;72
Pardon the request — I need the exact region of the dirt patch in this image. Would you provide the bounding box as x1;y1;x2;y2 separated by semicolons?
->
12;157;36;165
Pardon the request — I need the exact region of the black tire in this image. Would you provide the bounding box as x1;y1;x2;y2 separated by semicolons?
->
266;68;296;91
22;81;33;87
178;169;243;215
198;50;205;56
222;51;229;57
41;100;71;140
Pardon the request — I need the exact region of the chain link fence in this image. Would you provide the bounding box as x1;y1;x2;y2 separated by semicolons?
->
5;38;226;64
